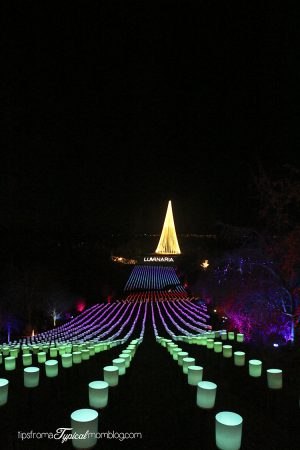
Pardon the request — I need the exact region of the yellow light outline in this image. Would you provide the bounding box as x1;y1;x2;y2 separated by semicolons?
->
155;200;181;254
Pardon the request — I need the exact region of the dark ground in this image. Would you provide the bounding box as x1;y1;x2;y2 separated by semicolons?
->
0;308;299;450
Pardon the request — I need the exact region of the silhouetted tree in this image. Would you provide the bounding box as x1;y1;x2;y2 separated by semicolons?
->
254;164;300;331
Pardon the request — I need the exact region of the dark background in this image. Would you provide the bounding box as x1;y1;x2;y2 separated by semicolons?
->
1;9;300;450
1;1;298;237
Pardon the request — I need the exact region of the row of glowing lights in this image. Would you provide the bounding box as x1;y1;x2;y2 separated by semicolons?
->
125;265;184;291
157;336;283;450
0;336;145;450
1;323;281;450
151;300;210;339
17;303;146;345
12;299;210;347
30;298;280;348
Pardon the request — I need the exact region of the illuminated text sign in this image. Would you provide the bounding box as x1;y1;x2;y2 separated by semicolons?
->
143;257;174;262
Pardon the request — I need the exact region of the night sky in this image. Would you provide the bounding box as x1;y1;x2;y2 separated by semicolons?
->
1;2;298;236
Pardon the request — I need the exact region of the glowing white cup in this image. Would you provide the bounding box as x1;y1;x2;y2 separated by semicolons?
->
197;381;217;409
172;348;182;360
234;352;245;367
103;366;119;387
73;352;82;364
71;408;98;449
119;354;130;368
221;332;227;341
5;357;16;371
87;346;95;356
249;360;262;377
22;354;32;366
50;348;58;357
215;411;243;450
267;369;282;389
37;352;46;363
188;366;203;386
236;334;244;343
81;350;90;361
112;358;126;376
182;357;196;374
45;360;58;377
178;352;189;366
207;339;214;349
89;381;109;409
24;367;40;388
0;379;9;406
214;342;223;353
62;353;73;368
223;345;232;358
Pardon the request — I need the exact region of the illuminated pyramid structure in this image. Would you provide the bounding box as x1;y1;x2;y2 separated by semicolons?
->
123;201;185;301
155;200;181;254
